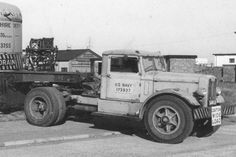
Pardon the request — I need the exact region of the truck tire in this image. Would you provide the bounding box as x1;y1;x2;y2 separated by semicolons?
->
52;89;67;125
144;95;194;144
194;119;221;137
24;87;66;126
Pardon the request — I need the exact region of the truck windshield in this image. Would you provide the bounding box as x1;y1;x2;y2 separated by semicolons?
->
143;57;166;72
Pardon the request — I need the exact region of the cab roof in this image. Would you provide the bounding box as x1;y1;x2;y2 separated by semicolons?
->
102;50;161;57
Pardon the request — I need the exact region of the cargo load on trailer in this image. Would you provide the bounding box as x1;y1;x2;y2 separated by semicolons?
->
24;38;58;71
0;2;22;71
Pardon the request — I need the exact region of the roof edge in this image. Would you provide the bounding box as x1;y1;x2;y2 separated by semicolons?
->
213;53;236;56
164;55;197;59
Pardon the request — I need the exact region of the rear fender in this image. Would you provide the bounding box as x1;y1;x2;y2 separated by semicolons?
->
139;89;200;119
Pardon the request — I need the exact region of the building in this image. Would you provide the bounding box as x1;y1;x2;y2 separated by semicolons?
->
213;53;236;66
164;55;197;73
55;49;101;72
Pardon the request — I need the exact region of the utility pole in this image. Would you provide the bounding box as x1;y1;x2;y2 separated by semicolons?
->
87;37;92;49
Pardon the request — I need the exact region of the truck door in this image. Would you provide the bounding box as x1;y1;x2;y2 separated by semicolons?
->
104;55;141;102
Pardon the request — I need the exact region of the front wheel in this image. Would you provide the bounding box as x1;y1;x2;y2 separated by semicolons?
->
144;95;194;144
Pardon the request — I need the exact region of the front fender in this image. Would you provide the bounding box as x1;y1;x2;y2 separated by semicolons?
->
139;88;200;119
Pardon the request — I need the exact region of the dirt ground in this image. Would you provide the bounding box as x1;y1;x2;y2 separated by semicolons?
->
0;111;25;122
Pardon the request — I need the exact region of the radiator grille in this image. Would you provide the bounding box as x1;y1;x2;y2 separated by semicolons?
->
208;78;216;103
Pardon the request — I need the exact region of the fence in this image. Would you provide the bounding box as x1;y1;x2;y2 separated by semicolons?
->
195;65;236;83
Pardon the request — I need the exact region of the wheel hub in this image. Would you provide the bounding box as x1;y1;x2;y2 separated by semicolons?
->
30;97;48;119
153;106;180;135
161;116;170;124
38;103;46;112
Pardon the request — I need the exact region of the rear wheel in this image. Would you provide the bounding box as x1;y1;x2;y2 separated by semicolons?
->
24;87;66;126
144;95;194;144
53;89;67;125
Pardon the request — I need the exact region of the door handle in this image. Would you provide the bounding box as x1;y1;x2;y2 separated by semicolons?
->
106;74;111;78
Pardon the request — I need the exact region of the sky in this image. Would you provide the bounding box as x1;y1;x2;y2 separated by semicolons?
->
2;0;236;63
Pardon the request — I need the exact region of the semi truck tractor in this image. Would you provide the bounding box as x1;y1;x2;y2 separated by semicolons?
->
0;2;235;144
23;50;234;143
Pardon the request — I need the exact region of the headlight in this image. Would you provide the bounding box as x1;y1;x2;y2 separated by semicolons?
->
195;88;207;97
216;87;221;96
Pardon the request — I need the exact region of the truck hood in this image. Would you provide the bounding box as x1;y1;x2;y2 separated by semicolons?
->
152;71;213;83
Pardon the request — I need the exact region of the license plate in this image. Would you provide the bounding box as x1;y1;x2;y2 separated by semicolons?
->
209;100;217;106
211;106;221;126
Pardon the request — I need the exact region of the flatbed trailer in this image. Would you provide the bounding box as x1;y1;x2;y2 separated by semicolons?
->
0;70;86;108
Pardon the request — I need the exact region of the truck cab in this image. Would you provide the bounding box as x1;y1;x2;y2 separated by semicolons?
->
96;50;222;115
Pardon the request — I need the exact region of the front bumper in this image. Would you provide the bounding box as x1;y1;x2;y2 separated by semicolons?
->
193;105;236;120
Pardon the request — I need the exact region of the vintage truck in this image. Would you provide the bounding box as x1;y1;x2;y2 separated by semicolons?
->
22;49;235;144
0;2;235;144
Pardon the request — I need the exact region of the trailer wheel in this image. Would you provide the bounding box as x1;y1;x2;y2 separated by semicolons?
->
144;95;194;144
194;119;221;137
24;87;66;126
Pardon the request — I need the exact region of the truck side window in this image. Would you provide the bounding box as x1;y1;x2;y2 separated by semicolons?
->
98;62;102;75
110;57;139;73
